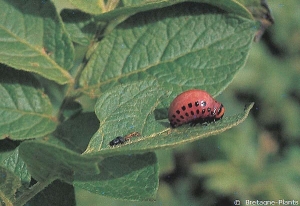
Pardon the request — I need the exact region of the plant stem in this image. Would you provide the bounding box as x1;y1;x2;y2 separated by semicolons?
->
13;178;55;206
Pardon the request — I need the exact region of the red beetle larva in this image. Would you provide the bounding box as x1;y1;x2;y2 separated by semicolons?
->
168;89;225;128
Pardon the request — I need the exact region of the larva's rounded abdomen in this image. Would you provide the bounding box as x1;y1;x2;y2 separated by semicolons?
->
168;89;225;128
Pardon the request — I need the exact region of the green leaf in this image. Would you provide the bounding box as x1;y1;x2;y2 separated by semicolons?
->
236;0;272;20
18;83;161;200
61;9;102;46
84;79;166;153
18;140;158;201
198;0;252;19
85;79;254;155
66;0;104;15
53;112;99;153
79;3;257;98
0;67;57;140
76;0;252;19
18;140;100;183
18;112;100;182
0;166;22;205
235;0;273;41
74;152;159;201
0;0;74;84
0;146;31;186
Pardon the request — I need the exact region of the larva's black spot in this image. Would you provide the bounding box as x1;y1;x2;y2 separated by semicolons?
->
211;111;214;116
181;106;186;111
172;114;176;118
207;108;211;112
188;103;192;108
176;119;181;122
180;115;184;119
202;109;205;114
176;110;180;114
191;111;194;115
195;101;199;107
185;112;189;117
196;109;200;114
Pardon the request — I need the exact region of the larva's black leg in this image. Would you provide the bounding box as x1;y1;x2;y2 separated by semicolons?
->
189;120;198;127
170;121;179;128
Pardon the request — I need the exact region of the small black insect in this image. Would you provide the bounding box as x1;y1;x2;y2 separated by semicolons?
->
109;136;125;146
109;132;140;146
